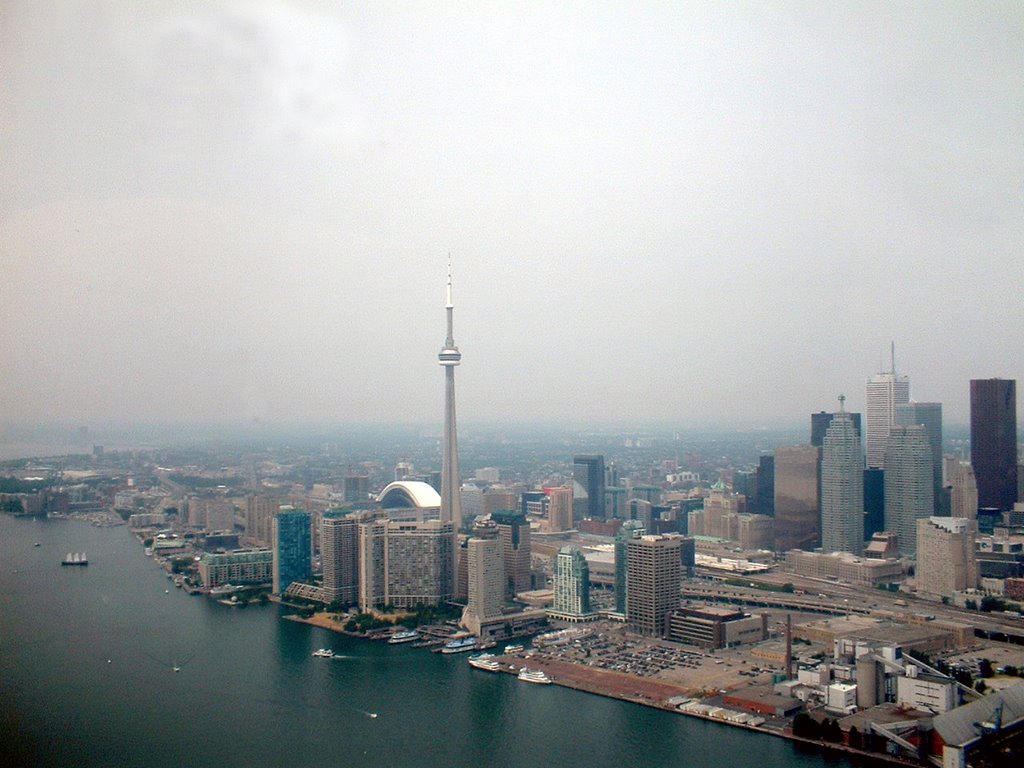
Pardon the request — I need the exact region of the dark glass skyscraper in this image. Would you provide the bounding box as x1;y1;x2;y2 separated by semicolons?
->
272;506;312;595
811;411;862;447
970;379;1018;511
573;455;606;520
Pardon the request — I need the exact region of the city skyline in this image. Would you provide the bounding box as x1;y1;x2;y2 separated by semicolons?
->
1;4;1022;429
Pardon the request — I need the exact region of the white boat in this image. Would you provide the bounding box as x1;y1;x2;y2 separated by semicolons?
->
312;648;335;658
468;653;501;672
504;644;524;654
388;630;420;644
518;667;552;684
61;552;88;566
441;636;479;654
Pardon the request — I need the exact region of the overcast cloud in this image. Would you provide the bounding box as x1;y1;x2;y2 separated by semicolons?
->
1;1;1021;429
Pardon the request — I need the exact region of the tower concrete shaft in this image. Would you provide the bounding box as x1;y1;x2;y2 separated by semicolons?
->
438;260;462;526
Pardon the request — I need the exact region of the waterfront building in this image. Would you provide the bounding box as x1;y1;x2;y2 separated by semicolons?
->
626;534;681;636
357;517;387;611
573;454;606;520
884;425;934;556
895;401;943;514
773;445;820;552
385;519;455;608
916;517;978;600
198;549;274;588
970;378;1018;511
821;406;865;555
462;537;504;635
552;546;591;619
666;606;767;649
321;509;360;607
272;506;312;595
866;361;911;469
547;486;573;532
950;462;979;520
492;509;531;598
438;260;463;529
614;519;645;614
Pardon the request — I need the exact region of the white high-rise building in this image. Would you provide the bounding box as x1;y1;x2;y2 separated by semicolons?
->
916;517;978;600
553;546;591;617
463;537;504;633
866;364;911;469
821;404;864;555
950;462;979;520
884;425;933;556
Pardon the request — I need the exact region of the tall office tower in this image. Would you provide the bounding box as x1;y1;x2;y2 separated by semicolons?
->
438;261;462;526
460;483;484;523
605;461;620;488
811;411;862;447
916;517;978;600
773;445;821;551
343;475;369;503
884;425;934;556
321;509;360;606
385;520;455;608
491;510;531;598
547;486;574;532
863;468;885;539
820;406;865;555
895;402;943;513
700;480;740;540
573;455;606;520
272;506;312;595
553;546;591;617
970;379;1018;511
626;534;682;636
628;498;655;531
614;519;645;614
950;462;979;520
865;353;911;468
605;486;627;519
756;454;775;517
482;488;518;518
463;537;504;631
357;517;387;611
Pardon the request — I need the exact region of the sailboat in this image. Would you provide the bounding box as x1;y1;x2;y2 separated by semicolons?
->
61;552;88;566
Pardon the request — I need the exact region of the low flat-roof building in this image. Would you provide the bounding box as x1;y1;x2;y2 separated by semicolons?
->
784;549;905;586
666;605;767;648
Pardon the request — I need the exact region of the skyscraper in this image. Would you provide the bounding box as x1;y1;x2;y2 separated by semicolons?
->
950;462;978;520
573;455;606;520
438;260;462;526
916;517;978;600
321;509;360;606
626;534;681;636
884;425;934;556
970;379;1018;511
820;404;864;555
492;510;531;598
895;401;943;513
614;519;645;614
272;505;312;595
385;520;455;608
547;486;573;532
773;445;820;551
811;411;862;447
463;537;504;633
865;355;910;469
553;546;591;618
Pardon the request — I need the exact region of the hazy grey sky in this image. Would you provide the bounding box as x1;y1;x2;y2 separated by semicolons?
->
2;1;1021;429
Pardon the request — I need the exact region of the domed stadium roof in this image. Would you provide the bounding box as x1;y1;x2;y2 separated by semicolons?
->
378;480;441;509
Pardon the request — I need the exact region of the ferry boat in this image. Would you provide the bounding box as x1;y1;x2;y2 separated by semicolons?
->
388;630;420;645
312;648;335;658
503;644;524;654
517;667;552;684
468;653;501;672
61;552;88;566
441;637;479;654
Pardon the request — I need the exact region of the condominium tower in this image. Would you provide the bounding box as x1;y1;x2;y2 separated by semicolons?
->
821;406;864;555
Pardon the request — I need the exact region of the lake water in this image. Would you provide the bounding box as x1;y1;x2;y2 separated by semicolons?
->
0;514;851;767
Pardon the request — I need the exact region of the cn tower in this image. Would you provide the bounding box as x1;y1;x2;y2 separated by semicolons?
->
438;259;462;526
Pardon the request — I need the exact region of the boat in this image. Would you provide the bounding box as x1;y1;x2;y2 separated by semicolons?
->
61;552;88;566
517;667;552;684
504;644;524;654
388;630;420;645
468;653;501;672
33;542;40;547
441;636;479;654
312;648;335;658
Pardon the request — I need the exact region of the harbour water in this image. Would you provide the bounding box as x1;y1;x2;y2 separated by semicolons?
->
0;515;852;767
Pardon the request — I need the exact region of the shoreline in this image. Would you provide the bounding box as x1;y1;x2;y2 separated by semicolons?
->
286;608;919;767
